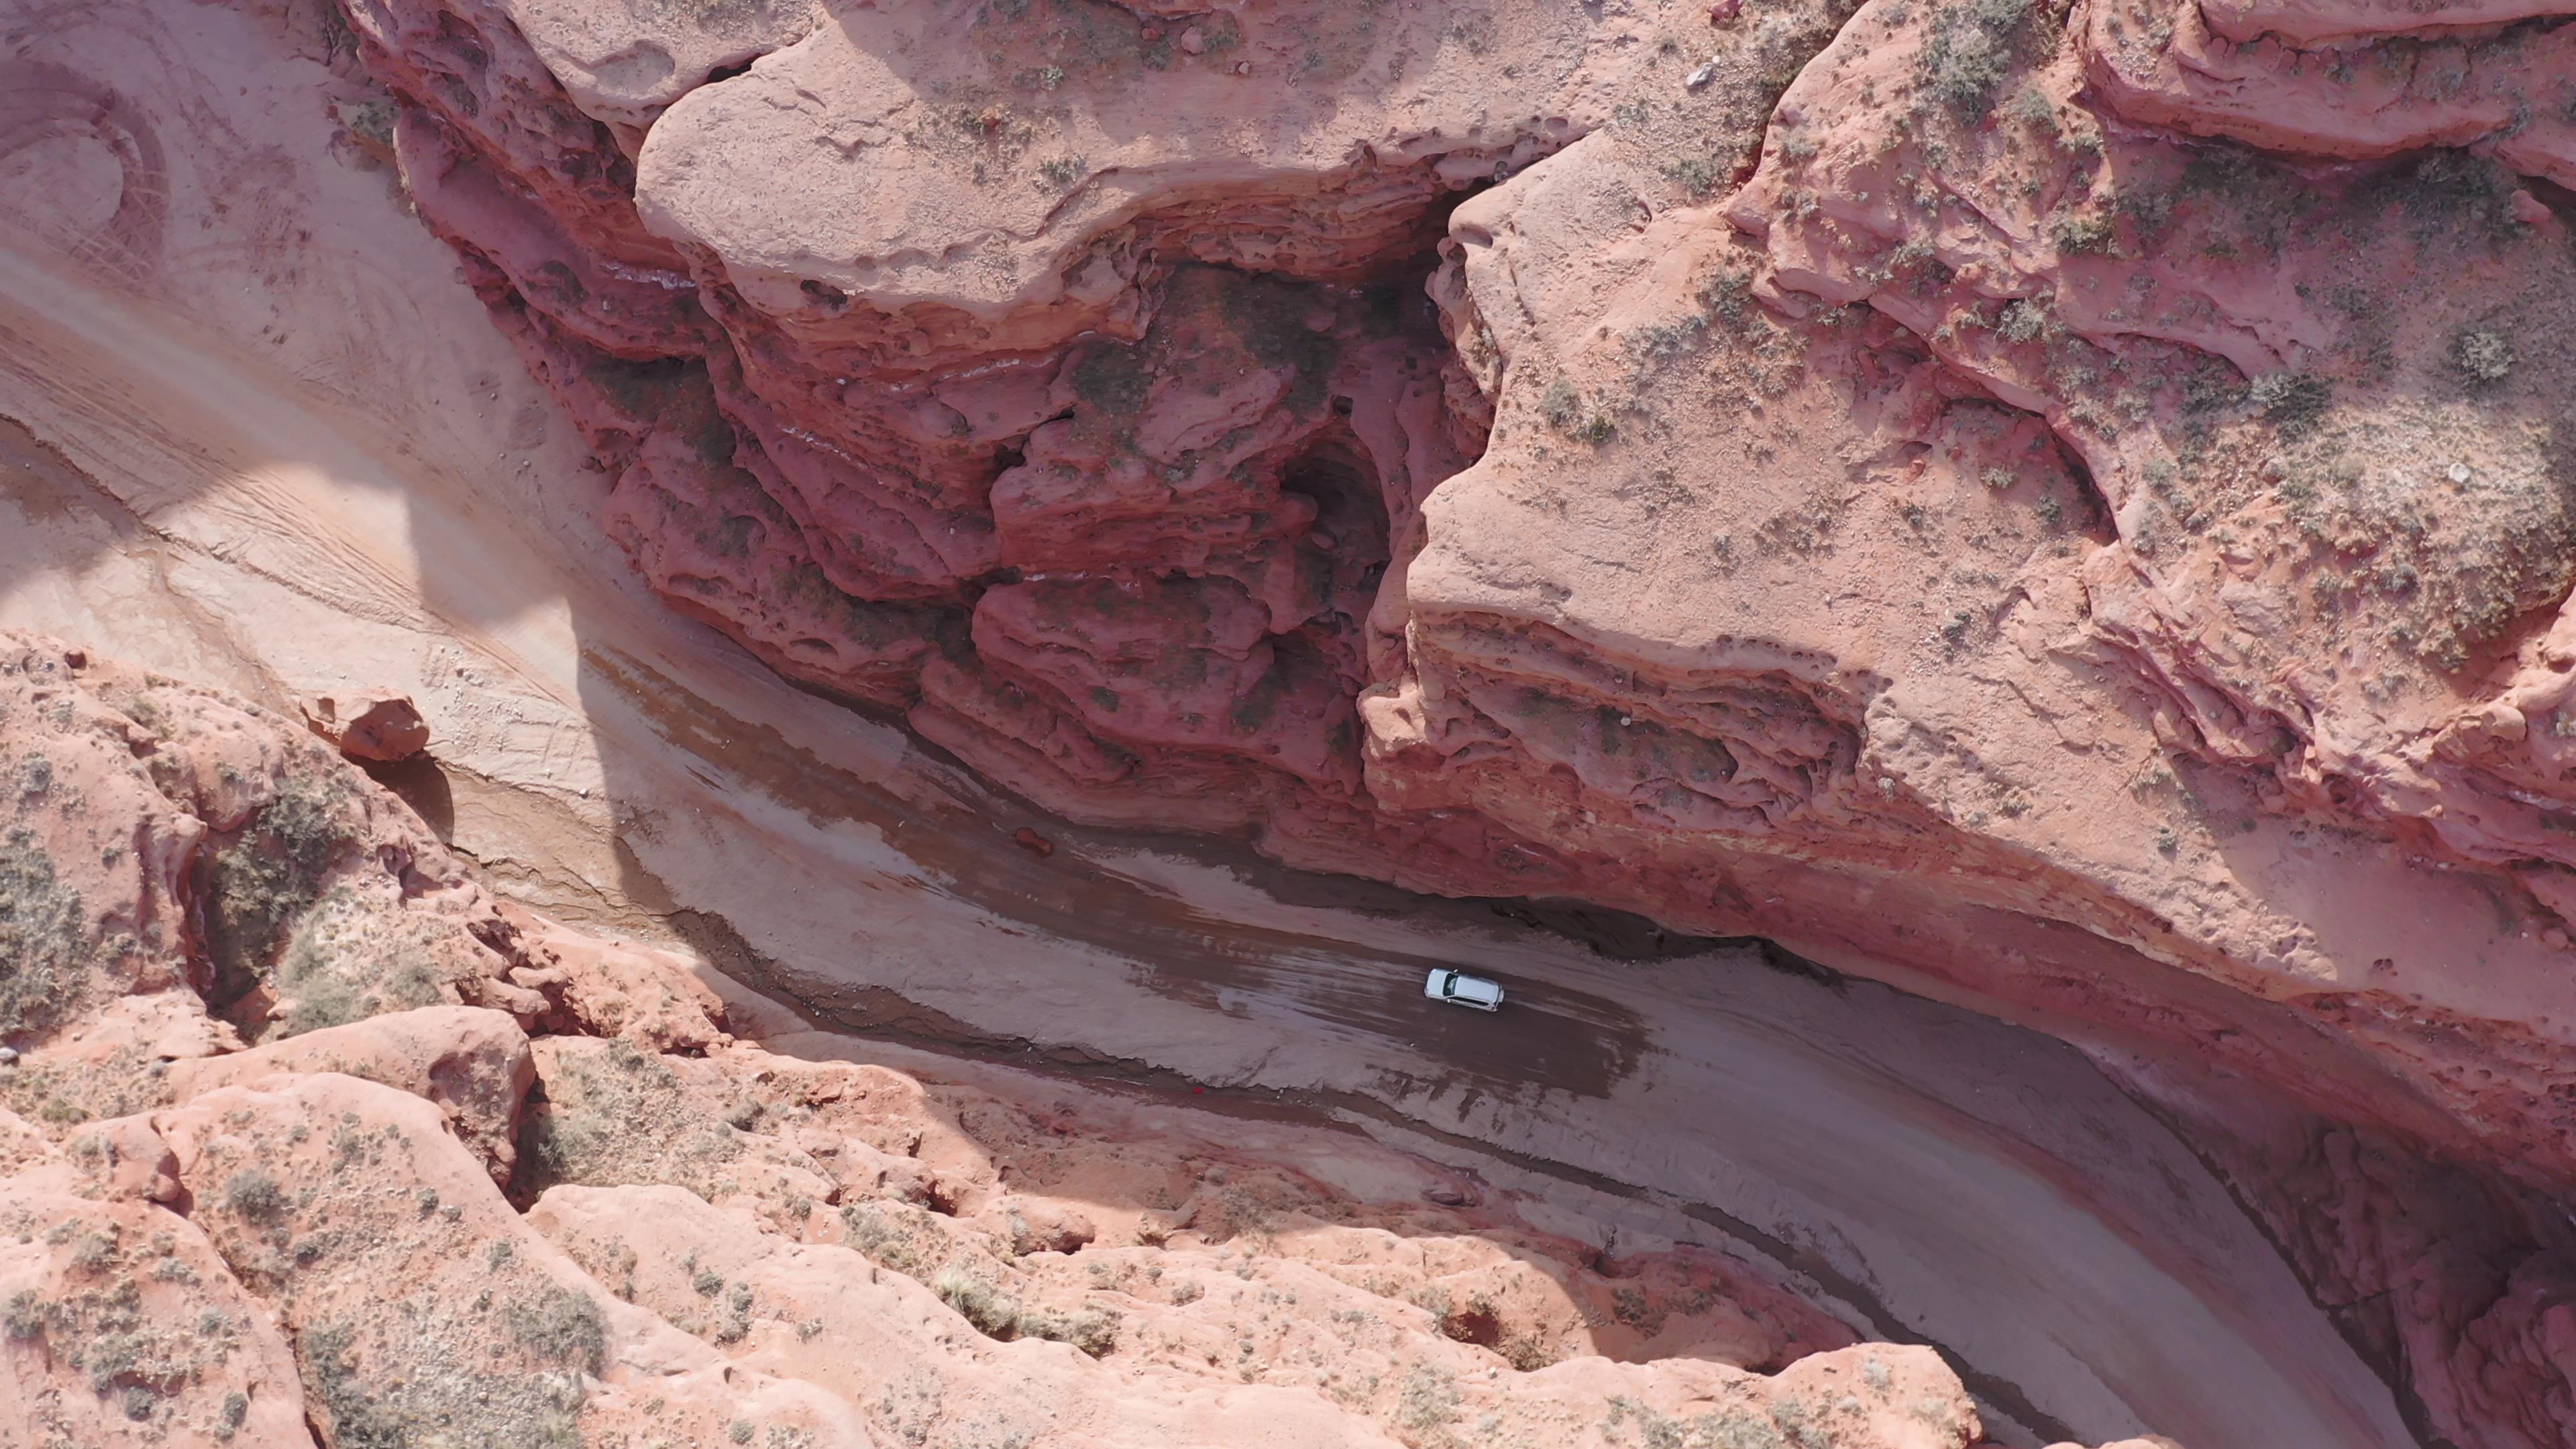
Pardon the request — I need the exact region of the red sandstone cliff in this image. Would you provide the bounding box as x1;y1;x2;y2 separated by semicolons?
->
0;627;2147;1449
51;0;2576;1440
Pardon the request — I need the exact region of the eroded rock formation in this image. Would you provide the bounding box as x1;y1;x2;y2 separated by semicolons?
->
299;0;2576;1441
0;628;2125;1448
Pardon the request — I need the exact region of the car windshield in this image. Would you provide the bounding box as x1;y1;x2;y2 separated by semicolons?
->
1440;973;1457;997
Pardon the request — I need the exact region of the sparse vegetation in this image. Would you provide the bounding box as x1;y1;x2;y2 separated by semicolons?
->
2049;208;2117;256
932;1267;1119;1356
2008;85;2055;130
1665;155;1727;198
301;1310;590;1449
268;889;451;1036
2453;327;2513;385
1917;0;2031;113
508;1285;607;1377
1996;298;2051;344
841;1202;935;1275
204;769;355;994
1395;1361;1460;1434
1538;379;1616;443
223;1169;286;1220
519;1037;754;1200
0;827;87;1037
2247;370;2330;437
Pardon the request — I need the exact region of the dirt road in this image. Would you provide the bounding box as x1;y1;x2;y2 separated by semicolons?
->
0;3;2418;1444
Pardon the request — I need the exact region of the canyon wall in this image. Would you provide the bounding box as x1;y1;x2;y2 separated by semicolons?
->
0;626;2159;1449
311;0;2576;1440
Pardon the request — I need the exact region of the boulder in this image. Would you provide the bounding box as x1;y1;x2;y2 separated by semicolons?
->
299;689;431;762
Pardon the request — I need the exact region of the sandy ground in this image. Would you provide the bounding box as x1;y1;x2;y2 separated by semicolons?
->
0;2;2419;1445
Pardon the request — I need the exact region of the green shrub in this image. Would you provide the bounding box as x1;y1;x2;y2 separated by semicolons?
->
223;1170;285;1220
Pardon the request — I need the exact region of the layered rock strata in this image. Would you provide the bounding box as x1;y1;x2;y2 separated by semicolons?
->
0;629;2116;1449
326;0;2576;1440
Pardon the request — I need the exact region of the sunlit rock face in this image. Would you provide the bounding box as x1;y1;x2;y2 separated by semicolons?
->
1;627;2133;1449
323;1;2576;1439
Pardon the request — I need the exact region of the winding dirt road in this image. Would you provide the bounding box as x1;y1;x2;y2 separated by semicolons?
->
0;3;2421;1444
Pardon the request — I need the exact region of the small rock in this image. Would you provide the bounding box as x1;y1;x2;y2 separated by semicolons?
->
60;649;85;669
1684;60;1718;91
2510;189;2552;227
301;688;431;762
1178;25;1203;54
1233;59;1251;76
0;1045;17;1066
2447;462;2472;484
1709;0;1741;19
1013;826;1055;857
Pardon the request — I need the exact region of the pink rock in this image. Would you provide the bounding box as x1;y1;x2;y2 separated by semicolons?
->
299;688;431;762
164;1006;535;1184
0;1185;312;1446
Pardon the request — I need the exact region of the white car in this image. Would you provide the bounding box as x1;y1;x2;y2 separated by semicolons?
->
1424;967;1505;1012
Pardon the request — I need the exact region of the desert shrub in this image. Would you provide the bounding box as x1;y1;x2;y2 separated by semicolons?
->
2247;370;2331;437
301;1317;587;1449
268;892;447;1037
2049;209;2117;255
839;1203;931;1276
930;1267;1117;1356
0;828;86;1037
1919;0;2031;113
1665;154;1725;197
204;771;355;991
1022;1302;1119;1356
2453;327;2513;385
1395;1362;1460;1433
223;1169;285;1220
1997;298;2051;343
517;1040;739;1198
3;1289;43;1339
932;1267;1020;1338
1538;379;1616;442
508;1285;606;1377
1539;379;1583;431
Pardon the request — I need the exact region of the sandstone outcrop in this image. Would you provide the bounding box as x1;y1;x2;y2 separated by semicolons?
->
0;1171;312;1448
163;1006;536;1183
309;1;2576;1438
327;0;2565;1132
296;690;430;763
0;627;2125;1446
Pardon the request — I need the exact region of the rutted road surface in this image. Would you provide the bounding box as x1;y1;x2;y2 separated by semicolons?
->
0;4;2416;1444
